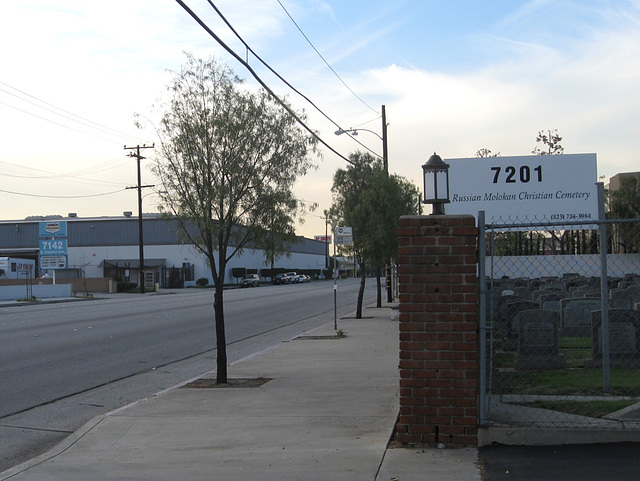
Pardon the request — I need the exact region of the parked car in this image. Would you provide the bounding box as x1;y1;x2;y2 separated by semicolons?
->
294;274;310;283
240;274;260;287
286;272;298;281
272;273;290;285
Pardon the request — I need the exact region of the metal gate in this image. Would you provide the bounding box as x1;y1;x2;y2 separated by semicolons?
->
478;213;640;429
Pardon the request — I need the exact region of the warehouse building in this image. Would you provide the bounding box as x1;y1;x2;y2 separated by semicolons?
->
0;213;327;290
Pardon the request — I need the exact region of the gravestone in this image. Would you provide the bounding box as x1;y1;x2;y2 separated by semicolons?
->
540;292;567;313
561;297;602;336
494;293;517;337
513;287;533;300
611;286;640;310
502;300;539;351
576;290;601;299
588;309;640;368
516;309;566;370
532;288;561;303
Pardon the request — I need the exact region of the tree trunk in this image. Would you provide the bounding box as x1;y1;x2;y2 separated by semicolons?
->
356;260;366;318
213;279;228;384
375;265;382;308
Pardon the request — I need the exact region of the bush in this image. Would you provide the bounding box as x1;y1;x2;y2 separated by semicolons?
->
196;277;209;287
117;282;138;293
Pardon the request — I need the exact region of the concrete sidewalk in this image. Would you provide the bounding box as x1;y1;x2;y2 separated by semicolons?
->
0;305;480;481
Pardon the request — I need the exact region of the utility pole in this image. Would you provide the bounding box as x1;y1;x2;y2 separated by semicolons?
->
381;104;388;174
124;144;154;294
381;105;394;302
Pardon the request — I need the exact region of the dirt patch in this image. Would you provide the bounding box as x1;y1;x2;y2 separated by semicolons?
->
294;335;344;340
182;377;271;389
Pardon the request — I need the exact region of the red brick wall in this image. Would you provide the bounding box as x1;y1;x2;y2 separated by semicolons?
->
396;215;478;446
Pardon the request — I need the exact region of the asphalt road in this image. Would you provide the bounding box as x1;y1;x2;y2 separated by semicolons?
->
0;278;376;472
480;443;640;480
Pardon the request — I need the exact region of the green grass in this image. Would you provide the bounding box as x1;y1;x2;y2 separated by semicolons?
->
494;368;640;396
513;399;638;418
559;336;591;349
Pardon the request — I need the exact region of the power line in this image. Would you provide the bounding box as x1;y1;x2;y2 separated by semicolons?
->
0;80;148;144
177;0;371;164
0;159;130;186
0;187;125;199
204;0;381;159
275;0;379;115
0;100;132;146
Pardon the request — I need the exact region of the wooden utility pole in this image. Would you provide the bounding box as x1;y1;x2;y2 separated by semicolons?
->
381;104;388;174
124;144;154;294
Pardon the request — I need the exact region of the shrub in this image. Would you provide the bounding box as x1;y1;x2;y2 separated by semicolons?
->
196;277;209;287
117;282;138;293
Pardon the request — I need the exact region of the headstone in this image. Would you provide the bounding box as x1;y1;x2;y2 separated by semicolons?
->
577;290;601;299
611;286;640;310
540;292;566;313
547;281;565;291
561;297;602;336
532;288;560;303
587;309;640;368
530;279;543;291
516;309;566;370
492;294;516;339
513;278;529;288
502;300;539;351
513;287;533;300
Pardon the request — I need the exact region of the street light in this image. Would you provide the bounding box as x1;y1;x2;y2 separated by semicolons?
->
422;152;450;215
334;105;388;173
335;105;393;302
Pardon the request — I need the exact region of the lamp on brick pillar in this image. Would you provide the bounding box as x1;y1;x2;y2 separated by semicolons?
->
422;152;450;215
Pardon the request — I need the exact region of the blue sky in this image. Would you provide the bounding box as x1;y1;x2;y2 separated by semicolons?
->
1;0;639;239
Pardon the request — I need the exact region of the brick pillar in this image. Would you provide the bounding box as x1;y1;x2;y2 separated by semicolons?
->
396;215;478;447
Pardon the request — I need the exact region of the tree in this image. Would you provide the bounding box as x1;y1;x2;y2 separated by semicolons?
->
330;152;419;316
475;148;500;158
532;129;564;155
152;55;318;383
608;175;640;253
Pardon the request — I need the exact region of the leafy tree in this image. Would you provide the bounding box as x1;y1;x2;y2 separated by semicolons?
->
609;175;640;219
152;55;318;383
608;175;640;253
476;148;500;158
532;129;564;155
330;152;419;315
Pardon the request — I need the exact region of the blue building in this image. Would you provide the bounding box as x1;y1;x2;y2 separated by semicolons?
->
0;213;327;288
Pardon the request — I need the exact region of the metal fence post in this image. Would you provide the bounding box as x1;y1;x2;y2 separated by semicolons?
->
478;211;488;425
597;182;611;392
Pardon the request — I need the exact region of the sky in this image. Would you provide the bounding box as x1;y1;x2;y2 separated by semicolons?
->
1;0;639;240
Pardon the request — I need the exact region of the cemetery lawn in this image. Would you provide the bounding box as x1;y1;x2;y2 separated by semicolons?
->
495;368;640;396
513;399;638;418
559;336;591;368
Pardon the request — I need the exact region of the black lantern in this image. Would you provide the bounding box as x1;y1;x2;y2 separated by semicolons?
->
422;152;450;215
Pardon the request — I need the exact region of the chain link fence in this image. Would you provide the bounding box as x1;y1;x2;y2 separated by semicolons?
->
479;216;640;429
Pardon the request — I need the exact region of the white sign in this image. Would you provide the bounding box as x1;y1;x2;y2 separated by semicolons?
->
446;154;598;222
335;235;353;246
335;226;352;236
40;255;67;270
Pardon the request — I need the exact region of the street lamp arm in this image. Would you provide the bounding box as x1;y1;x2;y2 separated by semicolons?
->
334;127;383;141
